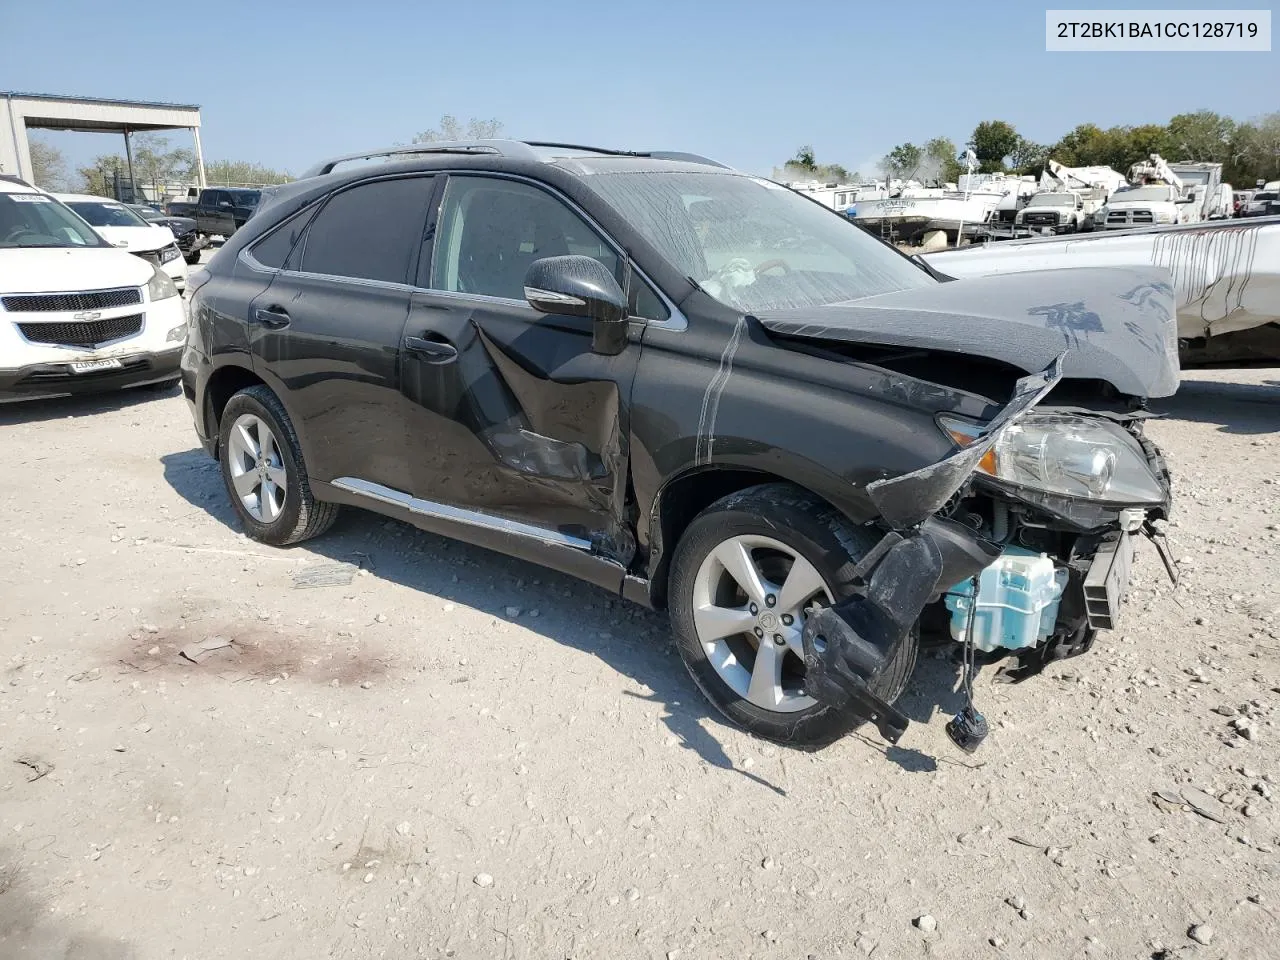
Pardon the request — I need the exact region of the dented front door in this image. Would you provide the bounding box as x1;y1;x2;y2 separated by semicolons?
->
399;293;639;563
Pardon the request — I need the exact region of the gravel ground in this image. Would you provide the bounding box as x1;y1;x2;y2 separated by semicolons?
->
1;366;1277;960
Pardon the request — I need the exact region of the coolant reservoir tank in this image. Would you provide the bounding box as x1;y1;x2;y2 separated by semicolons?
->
944;547;1069;652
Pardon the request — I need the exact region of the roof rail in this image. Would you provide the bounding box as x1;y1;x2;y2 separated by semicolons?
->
0;173;33;187
523;142;730;168
299;141;539;179
299;140;732;180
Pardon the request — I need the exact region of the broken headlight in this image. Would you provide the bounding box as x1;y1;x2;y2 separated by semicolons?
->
939;413;1166;504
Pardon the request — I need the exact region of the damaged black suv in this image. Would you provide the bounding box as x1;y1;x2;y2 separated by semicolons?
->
182;141;1177;747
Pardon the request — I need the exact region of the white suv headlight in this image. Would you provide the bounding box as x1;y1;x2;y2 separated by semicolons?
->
147;263;179;302
940;414;1166;504
159;244;181;264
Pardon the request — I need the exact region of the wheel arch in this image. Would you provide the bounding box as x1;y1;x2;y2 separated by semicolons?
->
202;362;267;458
641;464;866;610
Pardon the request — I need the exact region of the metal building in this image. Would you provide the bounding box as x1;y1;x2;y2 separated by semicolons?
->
0;91;206;189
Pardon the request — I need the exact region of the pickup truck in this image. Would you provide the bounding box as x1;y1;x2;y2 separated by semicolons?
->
187;187;262;242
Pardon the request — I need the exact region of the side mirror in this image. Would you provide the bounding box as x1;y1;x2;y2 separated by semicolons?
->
524;255;629;355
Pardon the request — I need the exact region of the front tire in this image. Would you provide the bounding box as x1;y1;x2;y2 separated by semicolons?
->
217;385;338;546
668;483;917;746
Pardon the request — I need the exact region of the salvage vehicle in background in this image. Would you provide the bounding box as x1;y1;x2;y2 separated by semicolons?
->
191;187;262;242
0;177;187;402
56;193;189;292
183;141;1177;749
129;203;208;265
922;215;1280;366
1013;191;1089;234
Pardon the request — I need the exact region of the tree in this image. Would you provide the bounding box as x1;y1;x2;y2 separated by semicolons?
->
29;138;69;191
969;120;1020;171
128;133;195;193
792;145;817;172
204;160;293;186
1229;113;1280;185
413;115;504;143
1165;110;1235;163
1009;136;1049;175
880;142;923;179
924;136;963;182
76;154;126;197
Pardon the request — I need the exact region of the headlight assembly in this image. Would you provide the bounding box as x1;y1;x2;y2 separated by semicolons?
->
159;244;181;264
939;413;1166;504
147;263;179;302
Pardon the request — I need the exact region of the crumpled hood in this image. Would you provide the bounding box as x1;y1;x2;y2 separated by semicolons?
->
0;248;152;295
756;266;1180;398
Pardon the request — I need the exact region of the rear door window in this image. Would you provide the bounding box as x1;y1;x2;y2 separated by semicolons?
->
296;177;434;284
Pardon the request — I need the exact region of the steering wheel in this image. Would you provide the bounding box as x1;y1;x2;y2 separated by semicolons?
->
754;258;792;275
3;225;39;244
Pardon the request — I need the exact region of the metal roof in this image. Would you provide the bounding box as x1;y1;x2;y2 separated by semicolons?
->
1;91;201;111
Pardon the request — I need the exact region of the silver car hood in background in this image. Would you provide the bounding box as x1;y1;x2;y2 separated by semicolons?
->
756;266;1180;398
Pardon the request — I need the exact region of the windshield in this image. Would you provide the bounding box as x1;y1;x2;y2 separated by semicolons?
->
585;171;933;311
130;205;165;221
0;192;108;249
1112;186;1174;202
66;200;150;228
1254;192;1277;202
1030;193;1075;206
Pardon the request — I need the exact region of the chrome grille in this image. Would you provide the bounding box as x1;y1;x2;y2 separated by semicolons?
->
17;314;144;348
1;287;142;313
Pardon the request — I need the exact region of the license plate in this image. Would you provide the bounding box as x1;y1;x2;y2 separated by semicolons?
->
69;358;123;374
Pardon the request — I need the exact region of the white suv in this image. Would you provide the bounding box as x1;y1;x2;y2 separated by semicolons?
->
0;177;188;403
55;192;189;291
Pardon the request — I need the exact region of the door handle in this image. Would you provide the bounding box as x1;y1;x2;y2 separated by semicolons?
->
404;335;458;363
253;306;291;329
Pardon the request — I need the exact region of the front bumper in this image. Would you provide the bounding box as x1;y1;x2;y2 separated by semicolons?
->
0;346;181;403
0;294;188;403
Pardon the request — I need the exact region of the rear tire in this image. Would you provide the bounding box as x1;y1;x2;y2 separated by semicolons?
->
668;483;917;746
217;385;338;546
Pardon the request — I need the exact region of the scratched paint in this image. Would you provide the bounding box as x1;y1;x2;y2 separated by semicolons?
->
694;315;747;466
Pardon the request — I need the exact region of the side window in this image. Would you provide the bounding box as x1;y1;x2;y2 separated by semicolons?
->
249;206;317;270
629;271;670;322
297;177;433;284
430;176;621;301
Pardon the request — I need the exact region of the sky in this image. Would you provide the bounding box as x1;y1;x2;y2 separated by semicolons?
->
3;0;1275;183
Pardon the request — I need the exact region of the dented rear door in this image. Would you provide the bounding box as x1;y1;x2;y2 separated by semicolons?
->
398;174;640;562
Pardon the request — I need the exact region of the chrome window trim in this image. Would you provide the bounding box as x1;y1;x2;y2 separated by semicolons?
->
422;170;688;332
332;477;592;552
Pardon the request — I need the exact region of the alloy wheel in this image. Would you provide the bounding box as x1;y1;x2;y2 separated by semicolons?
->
691;534;833;712
227;413;287;523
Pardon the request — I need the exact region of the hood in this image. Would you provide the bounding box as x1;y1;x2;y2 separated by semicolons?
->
0;247;153;295
154;216;195;233
756;266;1179;399
93;224;175;252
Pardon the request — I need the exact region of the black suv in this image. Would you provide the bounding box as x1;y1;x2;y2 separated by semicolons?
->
182;141;1178;747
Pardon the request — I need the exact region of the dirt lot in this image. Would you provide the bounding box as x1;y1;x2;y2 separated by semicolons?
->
1;367;1277;960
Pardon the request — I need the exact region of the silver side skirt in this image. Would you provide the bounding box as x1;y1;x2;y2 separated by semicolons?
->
330;477;593;552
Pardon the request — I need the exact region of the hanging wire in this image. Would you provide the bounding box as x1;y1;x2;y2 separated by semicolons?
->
961;574;979;703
